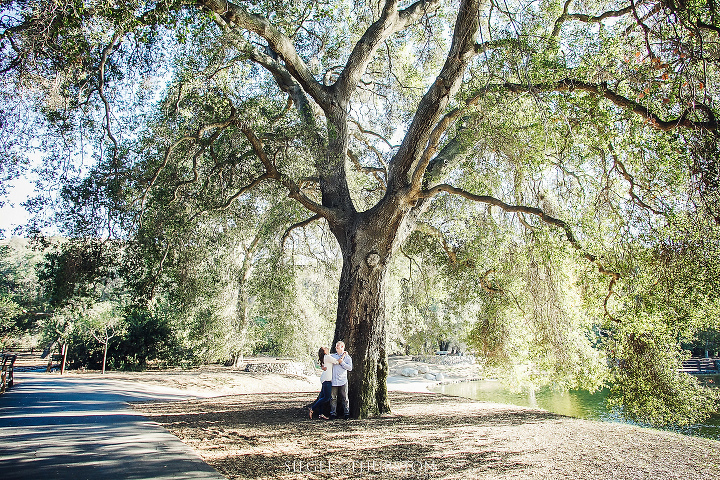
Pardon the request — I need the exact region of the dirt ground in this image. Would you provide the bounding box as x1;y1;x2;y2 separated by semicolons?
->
65;366;321;397
124;358;720;480
134;391;720;480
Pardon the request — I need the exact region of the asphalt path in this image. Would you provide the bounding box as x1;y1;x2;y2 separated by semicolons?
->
0;372;226;480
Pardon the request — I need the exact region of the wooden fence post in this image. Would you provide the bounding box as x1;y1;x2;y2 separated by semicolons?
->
60;343;68;375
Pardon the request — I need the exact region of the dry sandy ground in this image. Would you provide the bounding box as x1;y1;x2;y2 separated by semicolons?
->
134;391;720;480
58;355;477;396
64;366;321;397
112;357;720;480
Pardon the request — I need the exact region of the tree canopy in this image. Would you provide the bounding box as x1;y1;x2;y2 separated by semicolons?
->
1;0;719;422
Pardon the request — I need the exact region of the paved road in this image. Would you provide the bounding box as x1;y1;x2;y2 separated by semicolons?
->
0;372;226;480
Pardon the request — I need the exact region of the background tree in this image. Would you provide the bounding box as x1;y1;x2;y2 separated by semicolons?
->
81;301;123;374
0;238;53;349
1;0;719;420
34;238;119;368
0;291;23;349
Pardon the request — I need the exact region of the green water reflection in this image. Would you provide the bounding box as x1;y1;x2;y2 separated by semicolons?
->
432;376;720;440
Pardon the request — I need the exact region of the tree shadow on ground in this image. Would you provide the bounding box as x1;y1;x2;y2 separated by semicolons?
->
135;392;561;479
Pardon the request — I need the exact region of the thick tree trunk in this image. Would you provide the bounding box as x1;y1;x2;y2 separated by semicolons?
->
330;207;407;418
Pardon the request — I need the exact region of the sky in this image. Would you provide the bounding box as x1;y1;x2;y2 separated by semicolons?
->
0;179;34;238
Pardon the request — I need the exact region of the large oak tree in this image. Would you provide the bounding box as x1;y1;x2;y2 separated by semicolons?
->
2;0;718;419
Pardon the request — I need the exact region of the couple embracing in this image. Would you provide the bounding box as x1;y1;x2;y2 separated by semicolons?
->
309;341;352;420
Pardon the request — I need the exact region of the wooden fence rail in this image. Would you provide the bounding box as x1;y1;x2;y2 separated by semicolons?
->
1;353;17;393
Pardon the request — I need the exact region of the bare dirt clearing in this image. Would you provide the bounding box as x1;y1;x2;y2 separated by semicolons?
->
65;365;319;397
133;389;720;479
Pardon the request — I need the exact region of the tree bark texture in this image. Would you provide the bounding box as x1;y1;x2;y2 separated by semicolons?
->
331;204;408;418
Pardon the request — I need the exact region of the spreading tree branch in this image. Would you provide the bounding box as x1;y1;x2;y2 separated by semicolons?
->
551;0;635;37
630;0;656;59
410;107;464;191
606;143;665;215
421;184;585;250
97;31;123;173
493;79;718;131
349;118;398;150
347;149;387;187
332;0;443;101
196;0;329;108
137;105;239;222
238;123;332;219
208;23;321;136
388;0;481;195
420;184;621;318
187;172;274;225
281;214;323;249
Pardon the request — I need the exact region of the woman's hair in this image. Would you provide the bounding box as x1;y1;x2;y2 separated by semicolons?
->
317;347;325;365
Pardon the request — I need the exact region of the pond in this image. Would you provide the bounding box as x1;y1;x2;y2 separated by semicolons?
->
431;376;720;441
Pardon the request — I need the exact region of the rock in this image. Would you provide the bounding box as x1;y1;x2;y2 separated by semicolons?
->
434;373;444;381
424;373;436;380
401;367;418;377
411;355;476;366
417;365;429;374
244;361;306;376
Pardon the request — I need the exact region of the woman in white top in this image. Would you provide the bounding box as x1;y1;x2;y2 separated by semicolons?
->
309;346;345;419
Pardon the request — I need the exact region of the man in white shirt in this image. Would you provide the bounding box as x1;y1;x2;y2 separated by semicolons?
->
330;340;353;419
